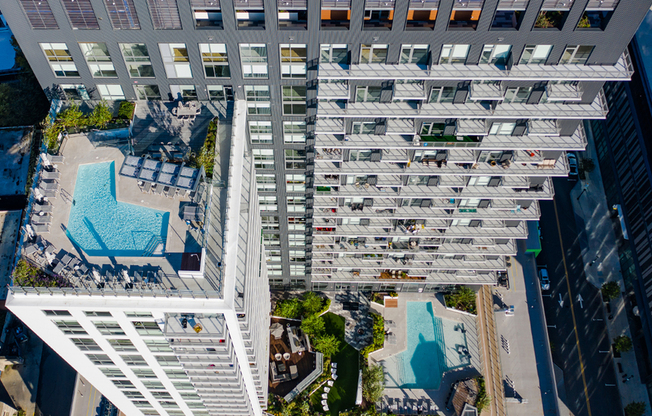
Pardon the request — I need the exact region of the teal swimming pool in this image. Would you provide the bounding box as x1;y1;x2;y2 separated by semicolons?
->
66;161;169;257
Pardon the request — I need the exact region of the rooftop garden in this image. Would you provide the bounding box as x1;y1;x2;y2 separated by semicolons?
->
445;286;477;315
13;259;71;288
189;118;218;178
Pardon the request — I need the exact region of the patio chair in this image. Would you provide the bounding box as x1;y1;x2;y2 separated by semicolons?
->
327;380;334;386
324;387;330;393
332;374;338;380
61;254;73;265
331;362;338;369
24;244;37;256
34;203;53;213
156;185;165;195
321;400;327;406
41;171;60;180
322;393;328;399
323;405;329;411
142;182;152;193
52;262;65;275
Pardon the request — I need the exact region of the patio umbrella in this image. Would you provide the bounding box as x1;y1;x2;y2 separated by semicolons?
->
275;353;283;361
270;323;284;339
283;352;291;360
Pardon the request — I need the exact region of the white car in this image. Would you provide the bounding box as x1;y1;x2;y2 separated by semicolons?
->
539;268;550;291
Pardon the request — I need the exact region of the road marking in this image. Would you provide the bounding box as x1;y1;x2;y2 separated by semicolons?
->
553;198;592;416
85;382;97;416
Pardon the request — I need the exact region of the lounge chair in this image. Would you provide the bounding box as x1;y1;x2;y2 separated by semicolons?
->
39;180;59;190
321;400;327;406
323;405;329;411
322;393;328;399
155;185;165;195
34;203;53;213
24;244;38;256
41;171;60;180
61;254;73;265
31;214;51;225
52;262;65;274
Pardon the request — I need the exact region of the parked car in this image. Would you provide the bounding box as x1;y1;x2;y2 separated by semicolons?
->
539;268;550;291
567;153;578;180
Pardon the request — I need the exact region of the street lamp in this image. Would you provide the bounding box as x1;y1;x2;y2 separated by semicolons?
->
577;183;590;201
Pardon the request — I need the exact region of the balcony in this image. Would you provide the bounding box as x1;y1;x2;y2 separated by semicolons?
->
235;7;265;29
386;119;416;135
393;83;427;100
406;7;437;30
312;238;517;256
469;82;503;101
321;0;351;30
317;51;633;82
312;270;498;285
278;7;307;30
315;118;345;135
546;82;582;102
317;82;350;100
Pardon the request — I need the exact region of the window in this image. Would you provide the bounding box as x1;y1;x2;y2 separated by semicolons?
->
170;85;197;101
132;369;157;378
421;122;445;136
87;354;114;366
290;264;305;276
44;310;71;316
151;392;174;399
283;121;306;143
147;0;182;29
288;233;306;245
125;311;153;318
244;86;271;115
101;368;126;378
407;175;430;185
262;216;280;231
400;45;429;65
199;44;230;78
191;0;222;29
112;379;136;389
449;0;483;30
356;86;382;103
519;45;553;65
240;44;268;78
363;1;394;30
41;43;79;77
282;86;306;115
439;45;470;64
164;369;188;379
578;0;617;30
94;321;125;336
54;320;87;335
145;340;173;353
143;381;167;390
97;85;125;100
489;122;516;135
289;249;306;260
60;85;90;100
109;339;138;352
259;195;278;211
360;44;388;64
534;3;569;30
352;122;376;134
492;0;527;29
287;197;306;213
253;149;275;169
104;0;140;29
120;43;155;78
559;45;593;65
267;248;282;261
320;44;348;64
19;0;59;29
155;356;180;367
124;391;146;399
286;174;306;192
160;43;192;78
235;0;265;29
80;43;116;78
285;149;306;169
350;150;372;161
278;1;307;29
207;85;225;101
406;0;438;30
288;219;306;232
479;45;511;66
263;233;281;245
135;85;161;101
132;400;154;408
503;87;531;103
121;355;148;366
280;44;307;78
429;87;455;103
321;0;351;29
133;321;162;335
72;338;101;351
249;121;272;143
173;382;195;390
84;311;112;317
61;0;100;30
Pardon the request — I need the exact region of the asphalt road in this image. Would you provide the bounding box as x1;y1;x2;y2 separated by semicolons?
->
538;177;621;416
35;343;76;416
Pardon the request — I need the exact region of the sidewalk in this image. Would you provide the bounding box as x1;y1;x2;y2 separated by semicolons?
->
569;121;651;415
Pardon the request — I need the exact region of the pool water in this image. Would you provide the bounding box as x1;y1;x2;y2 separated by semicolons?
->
66;161;169;257
383;302;448;390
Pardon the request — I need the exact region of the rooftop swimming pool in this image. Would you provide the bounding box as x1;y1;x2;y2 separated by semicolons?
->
382;301;470;390
66;161;169;257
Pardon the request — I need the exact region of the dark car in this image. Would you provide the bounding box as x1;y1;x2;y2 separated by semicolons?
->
567;153;578;180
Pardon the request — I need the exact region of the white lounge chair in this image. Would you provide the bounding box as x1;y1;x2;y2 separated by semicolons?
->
322;393;328;399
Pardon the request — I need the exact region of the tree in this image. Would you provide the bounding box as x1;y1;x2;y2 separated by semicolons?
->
58;103;86;129
300;314;325;338
313;334;340;358
302;292;323;316
298;401;310;416
601;281;621;301
274;298;302;319
625;402;646;416
362;364;385;404
614;335;633;353
579;158;596;174
446;286;477;314
88;100;113;128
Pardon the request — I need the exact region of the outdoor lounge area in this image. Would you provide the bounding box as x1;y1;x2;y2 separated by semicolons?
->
268;317;318;397
18;133;212;294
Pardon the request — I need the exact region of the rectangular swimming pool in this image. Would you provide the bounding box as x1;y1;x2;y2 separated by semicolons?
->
66;161;169;257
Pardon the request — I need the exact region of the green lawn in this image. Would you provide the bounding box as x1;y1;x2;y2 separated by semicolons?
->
310;312;359;415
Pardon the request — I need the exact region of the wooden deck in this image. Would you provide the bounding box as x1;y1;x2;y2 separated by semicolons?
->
268;318;318;397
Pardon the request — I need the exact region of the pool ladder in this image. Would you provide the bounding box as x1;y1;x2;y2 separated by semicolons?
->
142;236;164;257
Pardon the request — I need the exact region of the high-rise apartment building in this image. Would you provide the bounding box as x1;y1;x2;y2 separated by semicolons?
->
3;1;651;290
7;101;270;416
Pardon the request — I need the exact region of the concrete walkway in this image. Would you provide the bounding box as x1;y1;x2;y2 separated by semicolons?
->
570;122;651;415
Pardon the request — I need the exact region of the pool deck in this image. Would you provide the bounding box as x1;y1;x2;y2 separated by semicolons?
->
370;293;483;416
26;133;214;293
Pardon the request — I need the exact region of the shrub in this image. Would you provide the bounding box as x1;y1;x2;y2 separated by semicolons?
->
313;334;340;358
362;364;385;404
88;100;113;129
274;298;302;319
58;103;86;129
625;402;646;416
13;259;70;287
117;101;136;120
300;314;325;338
196;118;218;177
614;335;633;353
43;117;64;151
601;281;621;301
579;158;596;174
361;313;384;359
445;286;477;314
302;292;324;316
371;292;384;305
475;377;490;413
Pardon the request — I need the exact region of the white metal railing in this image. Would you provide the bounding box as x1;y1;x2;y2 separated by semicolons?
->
283;352;324;402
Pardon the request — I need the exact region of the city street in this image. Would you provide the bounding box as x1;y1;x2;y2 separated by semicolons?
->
538;177;621;416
